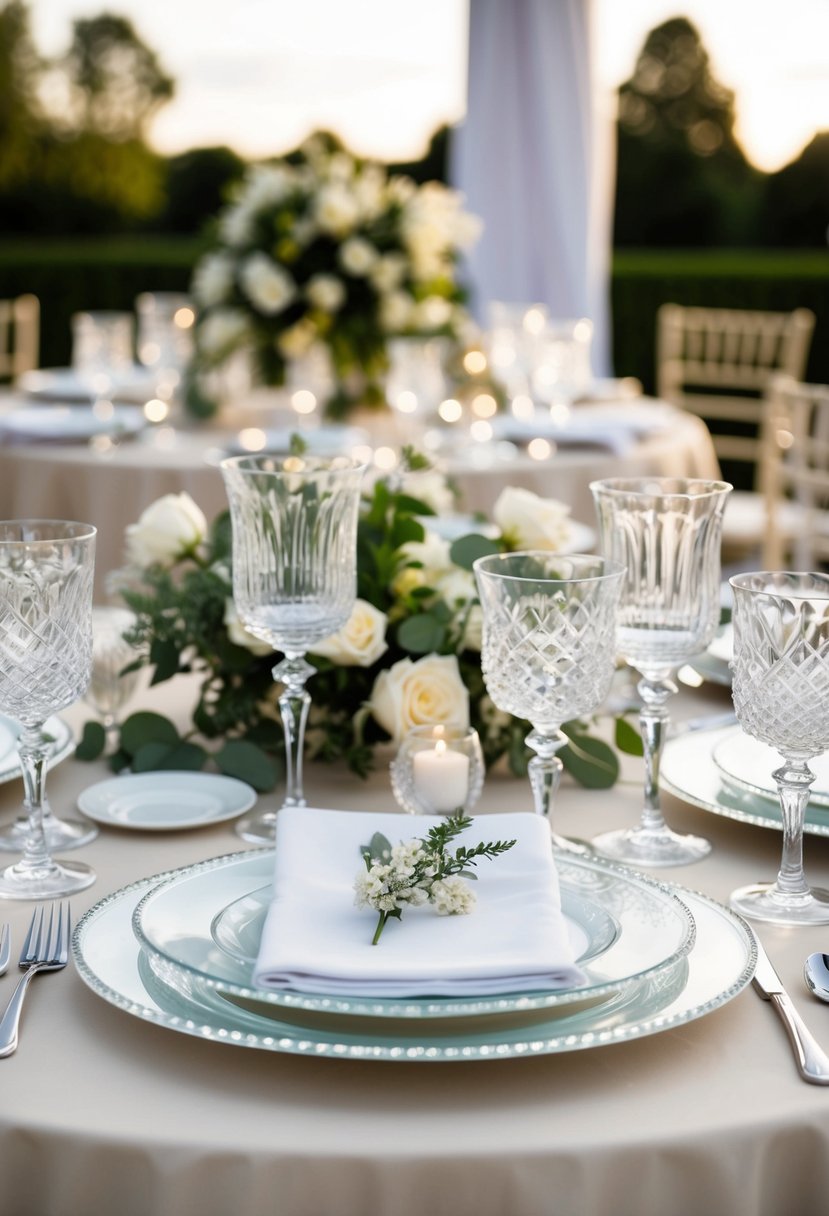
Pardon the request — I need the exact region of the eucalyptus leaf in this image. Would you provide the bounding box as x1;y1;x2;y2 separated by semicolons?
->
560;733;619;789
155;742;209;772
615;716;644;756
449;533;501;571
149;637;180;685
131;741;175;772
216;739;278;791
75;720;106;762
120;712;180;756
362;831;392;861
397;612;446;654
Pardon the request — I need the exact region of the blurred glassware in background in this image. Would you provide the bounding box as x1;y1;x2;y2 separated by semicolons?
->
531;318;594;422
83;607;142;736
71;310;134;400
487;301;548;408
385;336;450;443
136;292;196;411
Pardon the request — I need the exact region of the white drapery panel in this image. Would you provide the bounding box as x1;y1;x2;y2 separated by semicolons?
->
451;0;614;374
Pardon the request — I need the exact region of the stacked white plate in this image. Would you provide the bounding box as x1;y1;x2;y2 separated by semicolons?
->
72;845;755;1062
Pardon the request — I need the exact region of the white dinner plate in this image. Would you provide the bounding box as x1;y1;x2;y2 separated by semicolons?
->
713;730;829;809
0;713;74;784
17;365;158;403
131;848;695;1019
661;725;829;837
77;772;257;832
214;425;371;460
72;864;755;1062
0;404;146;441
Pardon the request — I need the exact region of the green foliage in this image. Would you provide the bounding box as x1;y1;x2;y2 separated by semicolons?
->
89;470;632;797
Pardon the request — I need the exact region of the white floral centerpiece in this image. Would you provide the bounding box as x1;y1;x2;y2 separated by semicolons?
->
186;133;482;419
81;462;634;793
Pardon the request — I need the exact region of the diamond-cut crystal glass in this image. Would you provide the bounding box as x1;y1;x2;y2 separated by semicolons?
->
473;552;623;848
221;454;365;843
0;520;96;900
729;572;829;924
590;478;731;867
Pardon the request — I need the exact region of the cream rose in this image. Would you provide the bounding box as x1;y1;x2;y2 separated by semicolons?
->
223;600;272;656
240;253;295;315
493;487;573;552
369;654;469;743
311;599;388;668
125;493;207;567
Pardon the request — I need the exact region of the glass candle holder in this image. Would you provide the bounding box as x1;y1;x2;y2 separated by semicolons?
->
391;724;484;816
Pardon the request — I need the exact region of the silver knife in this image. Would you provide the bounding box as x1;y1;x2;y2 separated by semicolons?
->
753;937;829;1085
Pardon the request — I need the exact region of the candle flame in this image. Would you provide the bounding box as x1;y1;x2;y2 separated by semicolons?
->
434;738;447;757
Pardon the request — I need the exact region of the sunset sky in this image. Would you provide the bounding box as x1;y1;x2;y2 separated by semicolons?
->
31;0;829;173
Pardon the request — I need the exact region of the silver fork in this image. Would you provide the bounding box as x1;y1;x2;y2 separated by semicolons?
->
0;924;9;977
0;903;70;1058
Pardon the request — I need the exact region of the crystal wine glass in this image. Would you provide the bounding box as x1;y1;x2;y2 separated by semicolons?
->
221;454;365;842
729;572;829;924
473;552;623;849
590;477;731;867
0;520;96;900
84;606;142;735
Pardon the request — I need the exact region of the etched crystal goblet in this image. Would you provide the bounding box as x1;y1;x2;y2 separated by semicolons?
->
729;572;829;924
0;520;96;900
590;478;731;867
221;454;365;843
473;552;623;850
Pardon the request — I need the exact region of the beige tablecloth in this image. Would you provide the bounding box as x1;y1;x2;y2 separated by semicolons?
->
1;674;829;1216
0;402;719;596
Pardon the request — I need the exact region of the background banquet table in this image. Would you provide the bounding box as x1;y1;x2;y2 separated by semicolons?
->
0;399;719;595
2;675;829;1216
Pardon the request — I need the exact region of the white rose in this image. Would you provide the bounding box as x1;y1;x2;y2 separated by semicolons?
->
311;599;388;668
198;308;249;356
243;163;295;209
397;530;453;587
219;201;255;246
493;486;573;551
369;253;407;293
223;600;272;656
379;290;413;333
413;296;453;330
277;318;317;359
460;603;483;652
401;469;454;516
369;654;469;744
339;236;378;276
306;273;346;312
125;493;207;567
240;253;295;315
436;568;476;609
314;182;361;236
192;252;235;307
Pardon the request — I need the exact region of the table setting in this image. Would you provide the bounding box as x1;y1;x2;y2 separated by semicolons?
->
3;461;829;1216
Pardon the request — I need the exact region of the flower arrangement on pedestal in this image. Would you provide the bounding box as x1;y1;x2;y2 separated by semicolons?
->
79;456;638;794
186;134;482;420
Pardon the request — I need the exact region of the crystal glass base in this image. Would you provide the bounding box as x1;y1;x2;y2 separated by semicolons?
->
592;823;711;868
0;857;96;901
0;811;98;853
730;882;829;926
552;833;593;857
234;808;279;845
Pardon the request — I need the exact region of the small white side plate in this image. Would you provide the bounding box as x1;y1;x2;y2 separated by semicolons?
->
77;772;257;832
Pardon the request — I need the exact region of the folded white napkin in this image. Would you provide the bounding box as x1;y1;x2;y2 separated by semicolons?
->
253;807;586;997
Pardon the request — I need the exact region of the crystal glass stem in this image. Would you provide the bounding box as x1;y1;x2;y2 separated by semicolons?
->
638;674;675;834
275;655;314;808
527;729;589;855
17;727;51;877
772;759;814;903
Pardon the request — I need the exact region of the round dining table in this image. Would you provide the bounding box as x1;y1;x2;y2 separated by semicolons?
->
0;396;720;597
0;670;828;1216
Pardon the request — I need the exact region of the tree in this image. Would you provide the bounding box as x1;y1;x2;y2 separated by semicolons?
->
0;1;43;189
614;18;761;246
159;146;246;234
759;132;829;247
53;12;174;142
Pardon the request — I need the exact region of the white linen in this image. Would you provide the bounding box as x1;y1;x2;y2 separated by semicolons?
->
253;806;585;997
490;403;674;454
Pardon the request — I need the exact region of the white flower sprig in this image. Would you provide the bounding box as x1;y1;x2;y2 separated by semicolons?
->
355;812;516;945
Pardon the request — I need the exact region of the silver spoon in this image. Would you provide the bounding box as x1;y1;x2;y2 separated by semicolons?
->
0;925;9;977
804;952;829;1001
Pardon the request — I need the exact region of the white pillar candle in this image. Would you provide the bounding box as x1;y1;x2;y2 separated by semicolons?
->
412;738;470;813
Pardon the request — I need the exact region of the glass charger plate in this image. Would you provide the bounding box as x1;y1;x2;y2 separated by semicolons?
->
712;730;829;809
72;870;755;1062
131;849;695;1019
0;713;74;785
661;725;829;837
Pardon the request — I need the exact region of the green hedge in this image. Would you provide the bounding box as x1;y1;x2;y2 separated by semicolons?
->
1;241;827;388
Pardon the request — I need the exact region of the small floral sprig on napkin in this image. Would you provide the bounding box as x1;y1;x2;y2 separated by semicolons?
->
355;812;516;945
